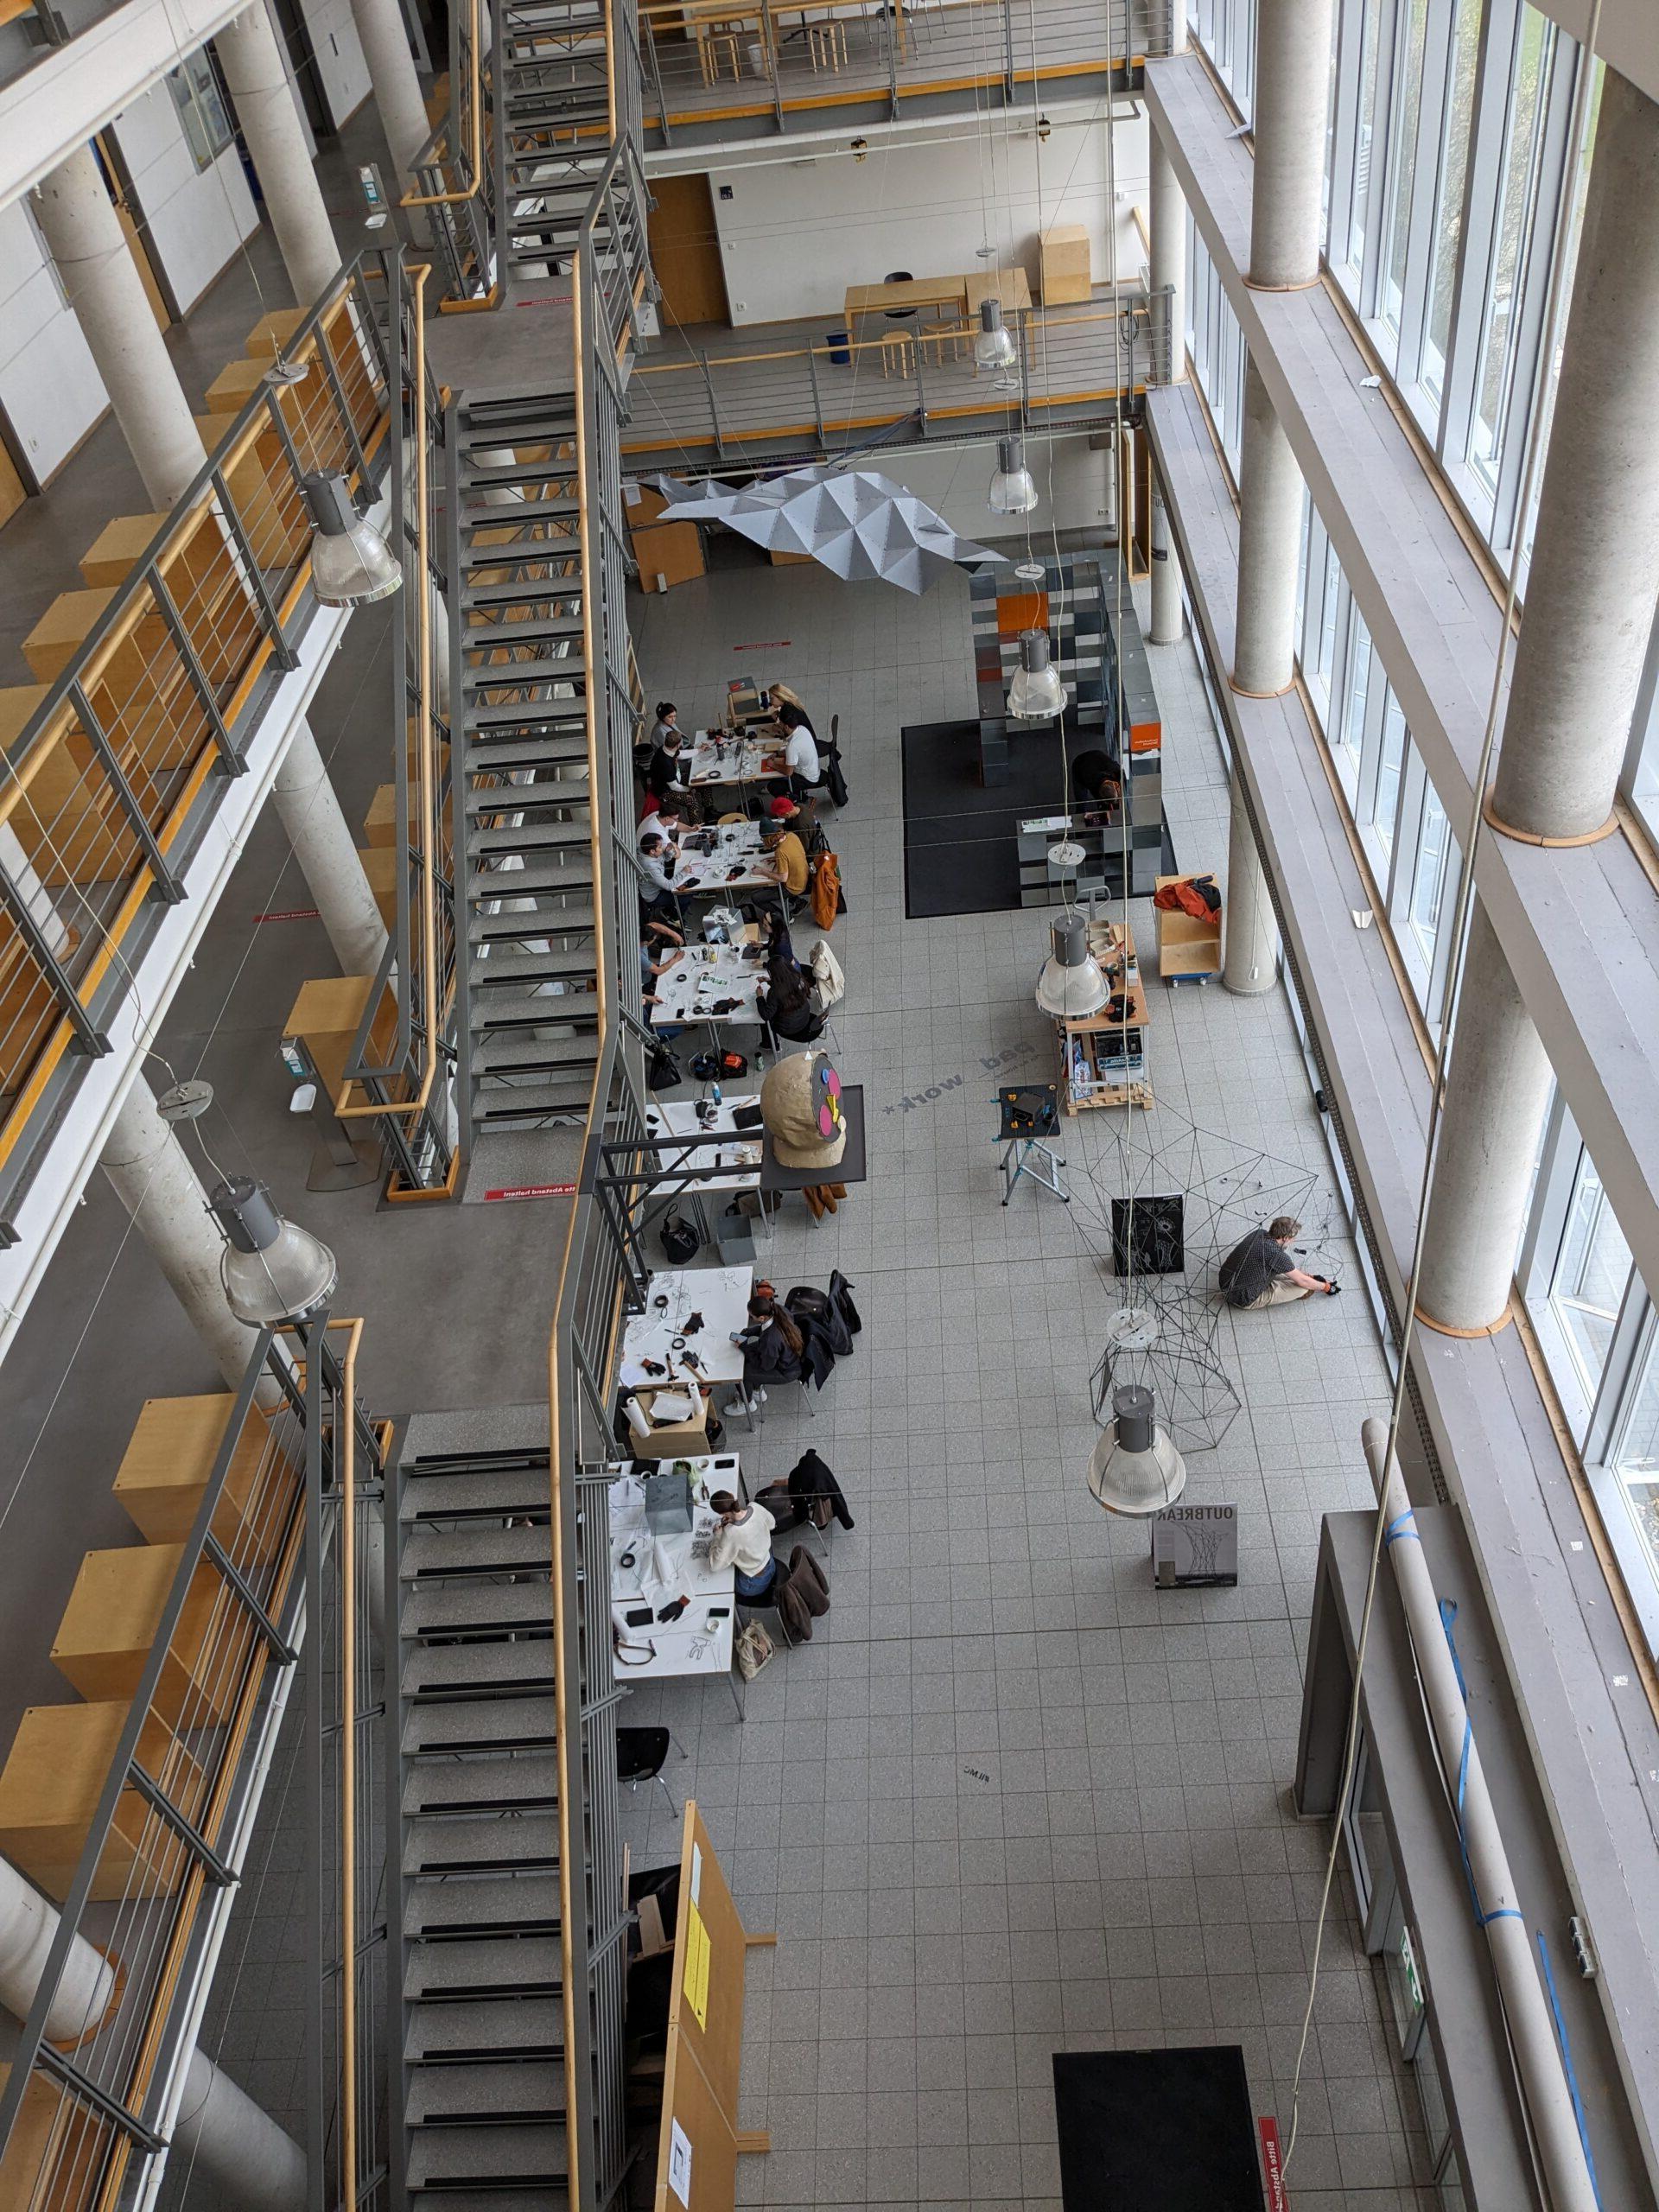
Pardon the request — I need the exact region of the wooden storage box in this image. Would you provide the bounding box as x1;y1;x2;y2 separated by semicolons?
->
1039;223;1092;305
1154;874;1223;982
0;1702;204;1901
52;1546;243;1725
112;1392;288;1549
365;782;398;848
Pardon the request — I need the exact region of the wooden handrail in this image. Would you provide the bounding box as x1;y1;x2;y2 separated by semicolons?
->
629;296;1146;377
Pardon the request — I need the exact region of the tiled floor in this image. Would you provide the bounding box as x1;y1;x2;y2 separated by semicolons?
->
620;547;1435;2208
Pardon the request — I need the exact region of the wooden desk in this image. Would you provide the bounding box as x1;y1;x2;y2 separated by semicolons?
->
843;273;966;322
963;267;1033;316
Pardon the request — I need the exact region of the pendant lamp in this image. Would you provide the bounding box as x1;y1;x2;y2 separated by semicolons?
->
1087;1384;1188;1516
1036;912;1109;1018
1007;628;1065;719
975;298;1017;370
303;474;402;606
988;434;1038;515
211;1176;338;1327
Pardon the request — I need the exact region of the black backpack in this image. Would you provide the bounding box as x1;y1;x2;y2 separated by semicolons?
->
647;1043;682;1091
786;1284;853;1359
659;1209;701;1264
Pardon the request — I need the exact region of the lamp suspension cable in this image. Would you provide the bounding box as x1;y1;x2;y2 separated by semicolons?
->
1281;0;1606;2184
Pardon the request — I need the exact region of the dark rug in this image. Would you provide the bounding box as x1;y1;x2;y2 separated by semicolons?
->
1052;2046;1266;2210
900;718;1175;919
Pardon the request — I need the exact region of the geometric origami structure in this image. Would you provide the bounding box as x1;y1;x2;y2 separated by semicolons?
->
650;467;1006;594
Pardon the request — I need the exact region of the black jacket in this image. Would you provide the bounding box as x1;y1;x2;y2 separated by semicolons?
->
791;1448;855;1529
829;1270;861;1338
741;1319;803;1388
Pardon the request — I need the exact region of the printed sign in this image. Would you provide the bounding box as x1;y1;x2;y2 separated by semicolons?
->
1257;2117;1287;2212
682;1899;711;2030
668;2118;693;2206
1151;1503;1239;1588
731;639;791;652
482;1182;577;1201
254;906;320;923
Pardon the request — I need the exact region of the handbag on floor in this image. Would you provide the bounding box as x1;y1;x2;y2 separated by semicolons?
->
734;1619;775;1680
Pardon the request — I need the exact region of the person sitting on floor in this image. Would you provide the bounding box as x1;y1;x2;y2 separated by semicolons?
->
707;1491;779;1602
1218;1216;1339;1309
1070;747;1122;816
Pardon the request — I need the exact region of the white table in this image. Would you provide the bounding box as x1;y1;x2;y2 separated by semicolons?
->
607;1456;746;1713
687;728;785;789
648;940;767;1029
620;1262;753;1387
644;1096;764;1194
672;822;779;897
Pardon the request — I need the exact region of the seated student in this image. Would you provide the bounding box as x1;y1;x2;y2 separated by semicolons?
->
639;798;687;849
764;817;810;901
650;701;683;751
758;948;823;1044
637;831;681;918
775;702;824;798
645;725;690;805
728;1293;804;1408
707;1492;779;1601
639;924;686;1027
1219;1216;1339;1310
766;680;812;731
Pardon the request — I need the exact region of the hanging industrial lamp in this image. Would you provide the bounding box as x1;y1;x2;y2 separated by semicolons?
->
303;474;402;606
1087;1384;1187;1516
975;298;1018;372
1035;912;1109;1018
988;433;1038;514
1007;627;1065;719
210;1176;338;1327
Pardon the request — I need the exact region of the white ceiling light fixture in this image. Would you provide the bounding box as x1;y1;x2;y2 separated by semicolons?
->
1035;912;1109;1018
975;298;1018;371
1086;1383;1188;1516
988;433;1038;515
211;1176;338;1327
303;473;402;606
1007;627;1066;720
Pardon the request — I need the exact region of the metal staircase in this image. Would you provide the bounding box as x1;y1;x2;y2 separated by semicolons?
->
391;1433;569;2206
499;0;620;291
449;392;605;1146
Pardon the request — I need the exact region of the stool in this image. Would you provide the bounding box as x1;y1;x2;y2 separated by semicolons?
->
807;19;846;68
698;25;741;82
924;317;970;365
880;330;915;380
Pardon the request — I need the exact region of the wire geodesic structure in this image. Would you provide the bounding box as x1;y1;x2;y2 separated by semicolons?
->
1061;1103;1349;1453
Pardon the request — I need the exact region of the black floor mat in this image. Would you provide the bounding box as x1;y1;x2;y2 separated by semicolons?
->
1052;2046;1266;2210
900;718;1175;919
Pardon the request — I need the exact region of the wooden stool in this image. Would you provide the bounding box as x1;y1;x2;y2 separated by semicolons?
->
807;19;846;68
698;25;741;81
924;317;970;365
880;330;915;380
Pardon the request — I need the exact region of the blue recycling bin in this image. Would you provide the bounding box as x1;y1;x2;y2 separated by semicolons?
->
826;327;851;366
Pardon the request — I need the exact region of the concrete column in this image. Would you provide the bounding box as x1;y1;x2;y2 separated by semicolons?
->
30;146;207;511
270;720;391;976
1415;906;1555;1334
1223;777;1277;994
1249;0;1338;290
0;1855;116;2044
1488;67;1659;843
1168;0;1186;51
100;1075;269;1391
216;2;341;307
173;2047;306;2212
1149;479;1183;645
346;0;432;187
1231;359;1302;695
1148;121;1186;381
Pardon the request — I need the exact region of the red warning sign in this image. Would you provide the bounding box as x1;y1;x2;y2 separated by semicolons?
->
731;639;791;652
483;1182;577;1201
1257;2118;1287;2212
254;906;320;923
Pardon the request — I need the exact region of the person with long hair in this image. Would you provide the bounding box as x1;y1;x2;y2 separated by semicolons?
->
729;1292;804;1409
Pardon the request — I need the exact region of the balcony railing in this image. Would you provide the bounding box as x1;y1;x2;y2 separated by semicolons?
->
641;0;1172;141
0;256;393;1245
622;283;1173;459
406;0;499;307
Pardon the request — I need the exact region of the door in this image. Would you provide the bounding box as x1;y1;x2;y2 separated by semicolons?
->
93;136;173;330
646;175;729;332
0;426;29;532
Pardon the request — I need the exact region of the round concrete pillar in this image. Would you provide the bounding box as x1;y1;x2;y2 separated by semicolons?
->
1223;777;1277;995
271;720;391;977
1149;480;1184;646
216;2;342;307
1249;0;1338;289
1232;360;1301;696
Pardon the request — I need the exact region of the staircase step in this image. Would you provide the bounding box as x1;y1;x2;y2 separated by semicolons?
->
407;2193;566;2212
474;987;601;1034
408;2125;569;2190
466;855;594;899
464;659;592;696
406;1753;560;1821
403;1461;554;1522
405;1580;557;1639
407;1934;563;1999
405;1871;561;1940
464;733;589;772
405;1811;561;1874
467;820;591;862
404;1522;556;1580
471;1079;595;1123
463;777;588;817
470;906;597;948
407;2059;567;2126
404;1694;558;1758
474;1030;601;1075
467;700;589;736
404;1640;556;1700
461;461;581;495
408;1996;564;2063
469;944;597;988
461;577;581;613
462;613;585;649
460;502;579;537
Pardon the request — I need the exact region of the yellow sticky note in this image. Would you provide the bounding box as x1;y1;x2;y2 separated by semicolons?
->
683;1898;711;2029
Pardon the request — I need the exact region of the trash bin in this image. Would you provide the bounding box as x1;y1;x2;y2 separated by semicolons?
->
826;327;852;366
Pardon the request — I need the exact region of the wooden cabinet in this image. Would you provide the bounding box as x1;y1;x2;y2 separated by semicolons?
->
111;1391;287;1548
1052;920;1154;1113
52;1545;244;1725
1039;224;1092;305
0;1702;204;1900
1154;874;1223;983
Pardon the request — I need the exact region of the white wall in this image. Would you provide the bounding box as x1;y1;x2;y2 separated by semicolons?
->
0;200;107;484
112;79;258;314
707;113;1148;327
874;431;1116;545
296;0;372;132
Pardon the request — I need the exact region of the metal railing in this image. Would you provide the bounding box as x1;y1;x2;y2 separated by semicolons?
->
0;1325;384;2212
622;283;1173;458
406;0;499;304
337;258;461;1194
0;256;393;1244
641;0;1172;139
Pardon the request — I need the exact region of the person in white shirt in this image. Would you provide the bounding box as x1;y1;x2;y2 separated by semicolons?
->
639;801;686;850
708;1492;778;1599
776;702;823;796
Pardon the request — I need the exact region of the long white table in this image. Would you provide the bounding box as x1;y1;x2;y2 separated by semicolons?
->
608;1455;745;1708
687;728;785;790
644;1095;764;1194
671;822;779;897
620;1262;752;1387
648;940;767;1030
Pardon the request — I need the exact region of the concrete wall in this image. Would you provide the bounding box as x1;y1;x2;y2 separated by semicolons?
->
111;79;259;313
296;0;372;131
0;199;106;483
707;113;1148;326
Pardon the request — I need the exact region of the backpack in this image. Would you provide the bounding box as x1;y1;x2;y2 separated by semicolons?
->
810;850;842;931
824;748;849;810
659;1209;701;1264
786;1284;853;1359
646;1043;682;1091
810;938;846;1007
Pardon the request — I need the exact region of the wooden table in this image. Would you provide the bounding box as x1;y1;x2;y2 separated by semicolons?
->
964;267;1033;316
843;273;969;323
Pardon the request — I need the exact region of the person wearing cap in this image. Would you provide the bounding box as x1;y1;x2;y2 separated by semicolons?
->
707;1491;779;1599
1218;1217;1339;1309
764;817;810;901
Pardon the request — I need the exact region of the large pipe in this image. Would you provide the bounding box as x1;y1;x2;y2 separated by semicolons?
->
1359;1419;1599;2212
0;1855;116;2044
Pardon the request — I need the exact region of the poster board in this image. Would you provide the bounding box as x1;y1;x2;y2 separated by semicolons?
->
652;1802;771;2212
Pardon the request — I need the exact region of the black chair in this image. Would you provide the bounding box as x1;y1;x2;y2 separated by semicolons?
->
618;1724;679;1815
883;269;917;323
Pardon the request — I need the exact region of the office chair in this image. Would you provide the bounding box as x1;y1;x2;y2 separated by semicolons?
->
882;270;918;323
617;1725;679;1815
